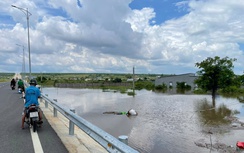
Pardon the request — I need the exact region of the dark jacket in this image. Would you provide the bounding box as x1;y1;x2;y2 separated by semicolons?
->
10;79;16;86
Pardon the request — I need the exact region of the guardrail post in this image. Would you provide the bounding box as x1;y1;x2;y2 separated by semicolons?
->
118;135;128;145
53;99;57;117
45;94;48;108
69;108;75;135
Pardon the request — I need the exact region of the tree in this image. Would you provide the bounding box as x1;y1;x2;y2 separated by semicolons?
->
112;77;122;83
240;74;244;86
195;56;236;103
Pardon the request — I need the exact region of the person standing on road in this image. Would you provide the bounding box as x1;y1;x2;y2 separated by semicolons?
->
21;79;42;129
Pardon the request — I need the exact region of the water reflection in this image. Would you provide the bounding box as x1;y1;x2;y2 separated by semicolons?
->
237;96;244;103
176;89;191;94
42;88;244;153
196;99;232;126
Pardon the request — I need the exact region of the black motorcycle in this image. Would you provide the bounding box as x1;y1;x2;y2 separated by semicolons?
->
25;105;41;132
11;85;15;90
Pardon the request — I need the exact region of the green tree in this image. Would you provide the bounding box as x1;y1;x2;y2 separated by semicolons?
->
112;77;122;83
135;81;154;90
240;74;244;86
36;76;47;83
176;82;191;90
195;56;236;103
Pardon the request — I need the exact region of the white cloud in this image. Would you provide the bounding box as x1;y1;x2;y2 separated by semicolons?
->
0;0;243;74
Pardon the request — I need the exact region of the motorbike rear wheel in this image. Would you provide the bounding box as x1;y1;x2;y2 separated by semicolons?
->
33;121;37;132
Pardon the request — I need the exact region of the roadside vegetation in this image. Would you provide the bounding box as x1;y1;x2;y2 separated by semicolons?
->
0;73;15;82
3;56;243;98
33;73;159;96
16;60;243;98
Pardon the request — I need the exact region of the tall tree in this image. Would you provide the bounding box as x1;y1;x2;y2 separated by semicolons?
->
195;56;236;103
240;73;244;86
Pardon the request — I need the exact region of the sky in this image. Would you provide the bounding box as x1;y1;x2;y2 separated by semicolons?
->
0;0;244;75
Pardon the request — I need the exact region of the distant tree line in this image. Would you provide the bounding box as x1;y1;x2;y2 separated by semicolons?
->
31;56;244;98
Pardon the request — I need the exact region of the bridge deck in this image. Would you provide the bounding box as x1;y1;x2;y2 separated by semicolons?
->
0;82;106;153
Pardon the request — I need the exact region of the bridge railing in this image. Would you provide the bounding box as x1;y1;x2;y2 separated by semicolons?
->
41;93;139;153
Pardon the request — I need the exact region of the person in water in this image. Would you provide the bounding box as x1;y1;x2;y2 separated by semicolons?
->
103;109;138;116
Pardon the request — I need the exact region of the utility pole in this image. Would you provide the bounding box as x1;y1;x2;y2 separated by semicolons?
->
12;5;32;80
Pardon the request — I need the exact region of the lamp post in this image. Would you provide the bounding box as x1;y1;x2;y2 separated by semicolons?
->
12;5;32;80
16;44;26;78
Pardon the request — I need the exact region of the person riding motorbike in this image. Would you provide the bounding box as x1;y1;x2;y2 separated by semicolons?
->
10;78;16;89
21;79;42;129
18;79;25;93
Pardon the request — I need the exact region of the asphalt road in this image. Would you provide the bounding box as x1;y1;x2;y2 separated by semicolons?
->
0;82;68;153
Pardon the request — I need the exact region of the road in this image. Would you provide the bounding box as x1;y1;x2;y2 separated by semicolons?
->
0;82;68;153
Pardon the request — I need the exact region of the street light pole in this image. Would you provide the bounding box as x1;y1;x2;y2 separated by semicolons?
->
16;44;26;78
12;5;32;80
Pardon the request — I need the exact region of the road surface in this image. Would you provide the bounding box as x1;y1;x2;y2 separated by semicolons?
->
0;82;68;153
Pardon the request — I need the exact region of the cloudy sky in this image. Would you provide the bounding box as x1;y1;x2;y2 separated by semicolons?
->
0;0;243;75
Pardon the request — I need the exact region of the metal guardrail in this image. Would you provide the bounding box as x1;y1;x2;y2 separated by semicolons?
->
41;93;139;153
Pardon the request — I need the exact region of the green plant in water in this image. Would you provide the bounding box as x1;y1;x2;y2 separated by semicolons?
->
127;91;135;96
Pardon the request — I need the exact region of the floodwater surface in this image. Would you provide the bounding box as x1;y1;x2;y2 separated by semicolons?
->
42;88;244;153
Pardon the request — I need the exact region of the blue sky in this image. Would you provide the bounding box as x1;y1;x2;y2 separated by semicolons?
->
129;0;189;24
0;0;243;75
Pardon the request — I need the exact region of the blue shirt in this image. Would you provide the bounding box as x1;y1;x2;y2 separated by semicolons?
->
24;85;40;107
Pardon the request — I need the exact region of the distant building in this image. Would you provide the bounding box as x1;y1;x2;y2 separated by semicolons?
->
127;78;139;82
85;78;92;81
155;73;198;89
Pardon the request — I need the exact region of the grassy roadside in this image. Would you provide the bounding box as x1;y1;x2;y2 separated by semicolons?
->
0;73;15;83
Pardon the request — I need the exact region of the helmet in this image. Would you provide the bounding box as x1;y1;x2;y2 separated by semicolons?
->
29;79;37;85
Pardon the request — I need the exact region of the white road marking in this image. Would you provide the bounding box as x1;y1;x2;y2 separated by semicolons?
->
22;96;43;153
30;128;44;153
19;75;43;153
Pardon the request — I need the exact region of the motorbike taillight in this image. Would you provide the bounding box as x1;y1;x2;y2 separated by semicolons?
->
29;106;37;111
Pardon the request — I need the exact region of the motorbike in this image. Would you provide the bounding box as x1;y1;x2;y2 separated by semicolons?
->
18;87;22;94
11;85;15;90
25;104;41;132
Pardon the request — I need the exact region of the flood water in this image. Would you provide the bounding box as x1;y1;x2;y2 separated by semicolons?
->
42;88;244;153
